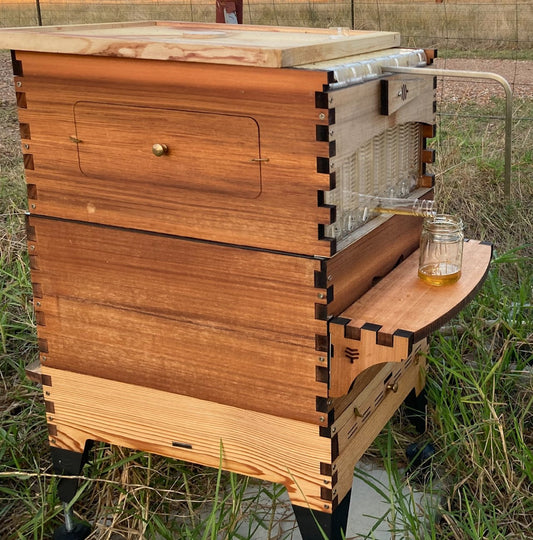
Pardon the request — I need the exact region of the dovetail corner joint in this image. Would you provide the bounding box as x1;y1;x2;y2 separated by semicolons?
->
328;318;412;397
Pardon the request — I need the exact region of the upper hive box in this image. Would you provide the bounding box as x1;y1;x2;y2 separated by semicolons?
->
1;22;435;258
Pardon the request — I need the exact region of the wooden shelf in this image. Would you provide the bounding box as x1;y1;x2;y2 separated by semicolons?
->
329;239;492;396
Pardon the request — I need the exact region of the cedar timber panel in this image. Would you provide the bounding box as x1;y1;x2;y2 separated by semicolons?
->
39;341;426;512
28;216;329;424
16;51;334;257
323;73;435;163
40;366;334;511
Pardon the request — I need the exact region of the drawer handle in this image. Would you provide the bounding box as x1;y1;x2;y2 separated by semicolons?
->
152;143;169;157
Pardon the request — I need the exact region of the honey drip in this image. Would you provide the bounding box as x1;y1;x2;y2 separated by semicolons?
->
369;196;436;218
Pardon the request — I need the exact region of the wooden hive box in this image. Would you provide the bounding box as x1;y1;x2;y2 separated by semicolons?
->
0;21;492;539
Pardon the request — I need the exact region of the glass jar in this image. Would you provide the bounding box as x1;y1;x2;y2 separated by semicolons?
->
418;214;464;286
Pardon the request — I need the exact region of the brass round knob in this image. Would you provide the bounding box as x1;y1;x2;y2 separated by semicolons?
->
152;143;169;157
386;382;399;393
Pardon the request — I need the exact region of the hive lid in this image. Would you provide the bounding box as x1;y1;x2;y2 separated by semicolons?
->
0;20;400;67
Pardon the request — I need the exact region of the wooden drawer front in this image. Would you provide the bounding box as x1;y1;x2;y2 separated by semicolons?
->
74;102;262;199
28;216;329;424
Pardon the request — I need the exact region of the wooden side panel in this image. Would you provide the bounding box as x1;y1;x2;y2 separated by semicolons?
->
41;367;333;512
28;216;329;424
333;345;427;503
328;321;412;398
17;51;334;256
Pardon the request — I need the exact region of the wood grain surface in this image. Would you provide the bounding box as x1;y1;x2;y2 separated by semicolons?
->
17;51;335;256
0;21;399;67
29;216;329;424
41;366;333;511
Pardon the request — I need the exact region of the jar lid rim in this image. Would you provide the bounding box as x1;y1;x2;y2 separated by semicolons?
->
424;214;463;226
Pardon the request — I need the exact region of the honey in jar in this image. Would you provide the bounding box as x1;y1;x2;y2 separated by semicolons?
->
418;215;464;286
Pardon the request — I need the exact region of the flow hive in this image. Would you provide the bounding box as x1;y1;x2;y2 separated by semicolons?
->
0;22;492;539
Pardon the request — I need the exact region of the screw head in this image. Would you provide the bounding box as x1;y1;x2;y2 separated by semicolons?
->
318;112;326;120
386;382;399;393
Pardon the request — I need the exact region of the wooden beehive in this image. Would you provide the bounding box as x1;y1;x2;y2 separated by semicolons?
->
1;21;492;537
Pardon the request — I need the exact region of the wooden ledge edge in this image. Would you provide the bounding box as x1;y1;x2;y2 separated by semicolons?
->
412;240;493;341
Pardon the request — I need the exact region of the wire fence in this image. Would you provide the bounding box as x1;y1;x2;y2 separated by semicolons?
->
1;1;532;52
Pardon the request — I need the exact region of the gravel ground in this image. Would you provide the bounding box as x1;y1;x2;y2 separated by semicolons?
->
0;51;15;104
434;57;533;104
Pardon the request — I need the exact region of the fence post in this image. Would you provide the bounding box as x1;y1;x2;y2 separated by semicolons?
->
216;1;243;24
35;0;43;25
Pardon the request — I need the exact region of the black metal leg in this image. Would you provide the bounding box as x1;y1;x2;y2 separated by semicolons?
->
292;490;351;540
404;388;428;434
50;441;93;540
50;441;93;504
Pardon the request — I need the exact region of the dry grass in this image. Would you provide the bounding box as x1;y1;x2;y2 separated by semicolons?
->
434;97;533;262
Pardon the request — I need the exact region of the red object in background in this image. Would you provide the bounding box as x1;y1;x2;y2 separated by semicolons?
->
216;0;243;24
